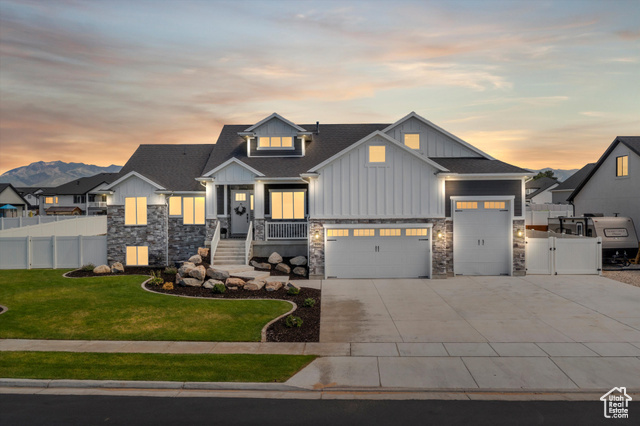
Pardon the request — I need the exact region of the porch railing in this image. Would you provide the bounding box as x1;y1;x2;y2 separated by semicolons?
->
266;221;308;240
245;221;253;265
210;221;220;265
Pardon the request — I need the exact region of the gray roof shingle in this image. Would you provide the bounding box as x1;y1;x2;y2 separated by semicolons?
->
43;173;119;195
552;163;596;191
430;158;531;174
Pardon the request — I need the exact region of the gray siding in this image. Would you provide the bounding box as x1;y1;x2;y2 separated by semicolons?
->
445;180;522;217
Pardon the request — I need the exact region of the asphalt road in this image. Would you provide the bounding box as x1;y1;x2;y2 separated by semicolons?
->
1;394;633;425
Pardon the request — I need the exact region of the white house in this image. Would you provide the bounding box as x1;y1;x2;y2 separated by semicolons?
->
525;177;558;204
40;173;118;216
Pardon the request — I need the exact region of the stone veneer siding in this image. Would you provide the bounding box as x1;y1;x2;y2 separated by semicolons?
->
107;205;168;266
512;219;526;276
204;218;219;243
168;218;208;265
254;218;265;241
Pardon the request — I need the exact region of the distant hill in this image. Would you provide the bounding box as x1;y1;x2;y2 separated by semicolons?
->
0;161;122;187
526;168;579;182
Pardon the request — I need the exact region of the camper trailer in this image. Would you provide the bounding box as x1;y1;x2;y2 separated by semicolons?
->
548;215;639;261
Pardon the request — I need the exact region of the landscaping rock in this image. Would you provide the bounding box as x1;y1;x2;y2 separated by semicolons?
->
178;262;196;276
268;252;283;264
93;265;110;274
266;281;283;292
293;267;307;277
203;279;224;289
251;260;272;270
207;268;229;281
275;263;291;274
227;286;238;291
175;273;183;285
197;247;210;258
284;281;301;291
189;265;207;281
182;278;203;287
244;279;266;291
110;262;124;273
226;277;246;288
188;254;202;264
290;256;307;266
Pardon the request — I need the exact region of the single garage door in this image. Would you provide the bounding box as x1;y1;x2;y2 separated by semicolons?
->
453;200;511;275
325;226;431;279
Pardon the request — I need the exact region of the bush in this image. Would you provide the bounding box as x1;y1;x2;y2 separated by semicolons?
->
81;263;95;272
162;282;174;291
148;270;164;286
212;283;226;294
164;266;177;275
285;315;303;328
287;286;300;296
303;298;316;308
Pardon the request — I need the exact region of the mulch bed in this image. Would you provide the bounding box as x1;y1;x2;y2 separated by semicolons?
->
66;266;176;283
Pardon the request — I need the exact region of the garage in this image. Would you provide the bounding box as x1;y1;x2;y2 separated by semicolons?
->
453;198;512;275
324;225;431;279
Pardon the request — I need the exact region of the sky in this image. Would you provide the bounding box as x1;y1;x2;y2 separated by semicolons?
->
0;0;638;175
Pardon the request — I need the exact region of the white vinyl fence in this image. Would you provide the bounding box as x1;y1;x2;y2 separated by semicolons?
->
0;216;77;230
0;235;107;270
0;216;106;238
525;234;602;275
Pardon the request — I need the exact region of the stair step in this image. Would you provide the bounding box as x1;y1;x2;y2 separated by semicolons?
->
211;265;254;274
230;270;271;281
214;256;246;262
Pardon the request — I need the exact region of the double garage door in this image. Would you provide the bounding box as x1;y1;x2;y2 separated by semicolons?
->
325;226;431;279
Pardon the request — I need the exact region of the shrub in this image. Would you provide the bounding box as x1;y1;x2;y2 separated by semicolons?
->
285;315;303;328
164;266;177;275
303;298;316;308
148;270;164;286
287;286;300;296
81;263;95;272
212;283;226;294
162;282;174;291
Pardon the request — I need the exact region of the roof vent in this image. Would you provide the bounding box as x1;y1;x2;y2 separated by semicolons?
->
315;121;320;135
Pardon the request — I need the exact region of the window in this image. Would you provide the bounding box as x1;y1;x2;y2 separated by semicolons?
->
353;229;374;237
404;134;420;150
616;155;628;177
45;197;58;204
250;194;254;210
125;197;147;225
406;228;428;236
456;201;478;209
484;201;506;209
169;196;182;216
368;146;386;163
327;229;348;237
73;195;86;204
235;193;246;201
271;191;305;219
183;197;205;225
604;228;629;237
380;229;401;236
126;246;148;266
258;136;293;149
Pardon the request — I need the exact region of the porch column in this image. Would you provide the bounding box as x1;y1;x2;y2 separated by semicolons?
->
254;181;265;219
223;185;228;215
207;181;217;219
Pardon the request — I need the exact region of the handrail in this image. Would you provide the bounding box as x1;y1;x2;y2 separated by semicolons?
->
266;221;308;240
245;221;253;265
210;221;220;265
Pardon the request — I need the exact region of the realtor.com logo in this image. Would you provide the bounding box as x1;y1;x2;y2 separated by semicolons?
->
600;387;632;419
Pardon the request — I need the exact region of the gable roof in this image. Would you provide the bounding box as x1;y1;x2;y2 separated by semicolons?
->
118;144;215;191
243;113;308;133
431;158;531;175
14;187;50;196
525;176;558;199
42;173;119;195
552;163;596;191
568;136;640;202
0;182;30;206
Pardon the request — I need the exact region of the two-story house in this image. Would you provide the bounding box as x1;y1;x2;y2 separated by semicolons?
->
104;112;532;279
40;173;118;216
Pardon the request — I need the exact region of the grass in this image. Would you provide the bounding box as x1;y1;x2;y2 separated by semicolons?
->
0;351;316;382
0;269;292;342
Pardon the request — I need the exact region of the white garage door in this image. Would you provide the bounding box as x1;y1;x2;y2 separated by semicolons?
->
453;200;511;275
325;226;431;279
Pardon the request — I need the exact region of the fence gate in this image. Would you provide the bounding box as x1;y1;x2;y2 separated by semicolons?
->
525;236;602;275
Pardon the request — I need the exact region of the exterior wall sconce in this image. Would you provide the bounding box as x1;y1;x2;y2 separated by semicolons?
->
314;231;320;240
437;232;443;239
517;230;523;237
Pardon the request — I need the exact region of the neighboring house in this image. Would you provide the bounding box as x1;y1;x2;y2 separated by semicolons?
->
569;136;640;230
40;173;118;216
525;176;558;204
103;112;532;279
14;187;52;213
0;183;29;217
550;163;596;204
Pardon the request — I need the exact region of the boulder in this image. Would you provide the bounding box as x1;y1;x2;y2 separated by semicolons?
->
268;252;283;264
197;247;210;258
284;281;301;291
265;281;283;292
251;260;272;270
225;277;246;288
207;268;229;281
175;273;182;285
275;263;291;274
93;264;110;274
182;278;203;287
244;279;266;291
290;256;307;266
227;286;239;291
203;279;224;289
292;267;307;277
178;262;195;276
188;254;202;264
189;265;207;281
110;262;124;273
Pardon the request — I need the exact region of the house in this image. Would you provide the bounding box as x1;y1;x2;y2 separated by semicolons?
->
0;183;29;217
40;173;118;216
14;187;52;213
525;176;558;204
568;136;640;229
103;112;533;279
550;163;596;205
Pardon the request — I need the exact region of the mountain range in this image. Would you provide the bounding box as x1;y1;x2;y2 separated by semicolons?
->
0;161;122;187
526;168;579;182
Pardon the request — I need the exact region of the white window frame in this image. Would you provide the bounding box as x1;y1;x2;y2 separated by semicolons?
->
257;136;295;150
269;190;306;220
183;196;205;225
125;197;147;226
616;155;629;177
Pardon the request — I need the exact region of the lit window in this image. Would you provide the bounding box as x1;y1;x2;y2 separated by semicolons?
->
258;136;294;149
169;196;182;216
125;197;147;225
616;156;628;177
45;197;56;204
406;228;428;236
404;134;420;150
369;146;386;163
380;229;401;236
235;193;246;201
484;201;506;209
126;246;149;266
270;191;305;219
250;194;254;210
354;229;375;237
327;229;348;237
456;201;478;209
183;197;205;225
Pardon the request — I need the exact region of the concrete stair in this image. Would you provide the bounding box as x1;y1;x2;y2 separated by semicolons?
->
212;239;277;281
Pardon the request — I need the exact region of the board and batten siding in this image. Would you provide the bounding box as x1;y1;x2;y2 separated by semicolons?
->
108;176;165;206
445;180;523;217
310;137;444;218
251;117;300;136
385;116;482;158
211;162;257;184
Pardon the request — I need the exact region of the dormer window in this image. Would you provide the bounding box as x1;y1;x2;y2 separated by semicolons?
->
258;136;293;149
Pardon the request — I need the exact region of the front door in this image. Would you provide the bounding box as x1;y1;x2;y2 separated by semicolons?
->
230;190;252;236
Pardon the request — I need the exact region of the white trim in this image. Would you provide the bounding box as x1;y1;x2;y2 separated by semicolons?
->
312;214;446;220
256;136;295;151
243;113;307;133
323;223;433;230
382;111;495;160
203;158;265;178
440;173;535;179
256;177;307;183
155;190;205;195
308;131;449;173
105;171;165;191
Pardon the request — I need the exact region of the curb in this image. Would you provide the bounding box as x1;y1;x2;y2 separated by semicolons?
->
0;304;7;315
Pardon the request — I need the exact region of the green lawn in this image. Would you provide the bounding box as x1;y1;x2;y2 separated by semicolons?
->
0;351;315;382
0;269;292;341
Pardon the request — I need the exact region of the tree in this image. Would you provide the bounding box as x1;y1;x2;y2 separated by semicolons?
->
533;170;556;180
